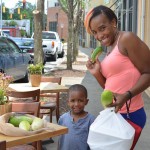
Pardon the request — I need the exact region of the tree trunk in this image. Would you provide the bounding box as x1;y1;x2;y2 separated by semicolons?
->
33;0;44;65
58;0;85;68
66;0;74;70
72;1;82;62
73;30;79;62
67;15;73;69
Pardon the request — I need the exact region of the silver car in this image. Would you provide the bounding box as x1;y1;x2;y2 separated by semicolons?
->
0;36;31;82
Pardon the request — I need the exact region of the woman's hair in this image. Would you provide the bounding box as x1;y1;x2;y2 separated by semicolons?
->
68;84;87;98
84;5;118;34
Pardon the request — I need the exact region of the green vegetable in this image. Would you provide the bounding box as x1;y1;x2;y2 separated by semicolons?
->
101;90;113;108
8;115;33;127
31;117;44;131
19;120;31;131
19;116;33;124
91;46;103;63
6;123;15;127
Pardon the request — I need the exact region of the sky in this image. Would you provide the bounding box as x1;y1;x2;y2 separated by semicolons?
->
3;0;37;9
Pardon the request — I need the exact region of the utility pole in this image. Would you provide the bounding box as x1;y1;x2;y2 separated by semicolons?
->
23;0;26;9
0;0;2;29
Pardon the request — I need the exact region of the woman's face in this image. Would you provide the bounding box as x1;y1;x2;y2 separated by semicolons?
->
90;13;116;46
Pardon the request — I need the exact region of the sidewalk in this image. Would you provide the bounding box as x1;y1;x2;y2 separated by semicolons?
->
44;46;150;150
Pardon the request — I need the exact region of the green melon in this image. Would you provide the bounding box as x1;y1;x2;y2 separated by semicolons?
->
8;115;33;127
101;90;113;108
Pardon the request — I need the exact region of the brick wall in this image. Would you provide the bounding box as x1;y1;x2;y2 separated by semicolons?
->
47;6;68;41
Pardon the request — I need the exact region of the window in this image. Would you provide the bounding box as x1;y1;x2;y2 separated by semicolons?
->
8;40;20;53
55;2;60;7
42;32;56;39
115;0;137;33
49;22;57;32
0;39;14;53
90;35;97;49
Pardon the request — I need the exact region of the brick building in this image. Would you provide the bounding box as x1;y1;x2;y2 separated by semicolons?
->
47;0;68;41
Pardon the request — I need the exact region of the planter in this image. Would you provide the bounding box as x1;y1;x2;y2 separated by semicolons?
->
30;74;41;87
0;103;12;115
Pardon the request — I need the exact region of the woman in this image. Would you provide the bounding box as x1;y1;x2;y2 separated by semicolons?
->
84;5;150;149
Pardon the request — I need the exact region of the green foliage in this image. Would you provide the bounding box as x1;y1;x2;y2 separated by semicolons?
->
9;20;18;26
3;1;36;35
20;29;26;37
0;89;5;105
0;89;8;105
4;21;9;26
28;64;44;75
2;7;10;20
0;73;13;105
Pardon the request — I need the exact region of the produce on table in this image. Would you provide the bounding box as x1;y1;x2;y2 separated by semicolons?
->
31;117;44;131
8;114;45;131
19;120;31;131
101;90;113;108
91;46;103;63
8;115;33;127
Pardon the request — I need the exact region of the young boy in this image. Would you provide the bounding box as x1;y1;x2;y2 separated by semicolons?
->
58;84;95;150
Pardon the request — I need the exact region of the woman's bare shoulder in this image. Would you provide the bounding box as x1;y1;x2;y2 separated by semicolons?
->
120;31;138;42
119;31;142;51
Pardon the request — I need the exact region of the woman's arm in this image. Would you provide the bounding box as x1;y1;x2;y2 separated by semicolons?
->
86;58;106;89
109;32;150;112
122;32;150;96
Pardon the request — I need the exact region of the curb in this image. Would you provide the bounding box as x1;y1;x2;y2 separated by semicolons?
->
145;88;150;98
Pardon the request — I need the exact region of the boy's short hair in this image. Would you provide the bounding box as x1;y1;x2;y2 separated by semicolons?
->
68;84;87;98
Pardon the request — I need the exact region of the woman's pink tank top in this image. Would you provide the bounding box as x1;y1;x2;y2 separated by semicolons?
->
101;36;144;113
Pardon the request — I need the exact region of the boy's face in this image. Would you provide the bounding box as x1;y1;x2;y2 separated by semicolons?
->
68;90;88;115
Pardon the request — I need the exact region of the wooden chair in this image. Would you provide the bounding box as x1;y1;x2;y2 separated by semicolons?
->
0;141;6;150
11;102;40;117
8;102;41;150
7;89;40;103
7;89;41;150
40;76;62;123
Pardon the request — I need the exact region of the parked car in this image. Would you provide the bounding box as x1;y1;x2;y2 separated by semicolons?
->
0;29;9;37
31;31;64;61
11;37;46;65
0;36;31;82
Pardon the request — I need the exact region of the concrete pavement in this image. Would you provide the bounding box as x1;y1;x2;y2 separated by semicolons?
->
44;46;150;150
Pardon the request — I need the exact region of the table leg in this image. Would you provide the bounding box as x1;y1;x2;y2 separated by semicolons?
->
32;141;42;150
0;141;6;150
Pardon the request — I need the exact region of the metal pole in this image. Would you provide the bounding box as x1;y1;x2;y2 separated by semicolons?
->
125;0;129;31
0;0;2;29
132;0;137;34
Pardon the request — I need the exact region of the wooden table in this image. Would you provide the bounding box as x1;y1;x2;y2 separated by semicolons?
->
0;123;68;149
9;82;69;94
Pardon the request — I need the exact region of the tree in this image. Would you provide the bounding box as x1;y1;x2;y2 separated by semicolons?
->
20;29;26;37
2;3;10;20
9;20;18;26
15;1;36;35
58;0;85;69
72;1;84;61
33;0;44;65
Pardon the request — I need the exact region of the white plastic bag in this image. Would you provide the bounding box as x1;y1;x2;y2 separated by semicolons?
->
87;107;135;150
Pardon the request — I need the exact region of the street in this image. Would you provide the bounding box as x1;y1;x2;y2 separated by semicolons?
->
44;55;65;74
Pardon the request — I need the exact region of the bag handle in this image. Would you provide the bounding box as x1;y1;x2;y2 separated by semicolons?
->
126;99;131;119
126;91;132;119
114;91;132;119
